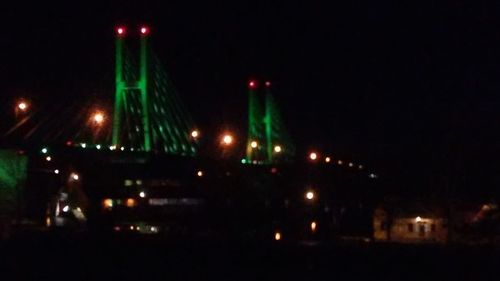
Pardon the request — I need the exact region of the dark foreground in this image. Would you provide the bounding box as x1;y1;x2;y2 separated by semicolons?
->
1;231;500;281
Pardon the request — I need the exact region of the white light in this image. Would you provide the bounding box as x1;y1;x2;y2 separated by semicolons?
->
139;191;146;198
191;130;199;138
120;146;125;151
306;191;315;200
45;156;52;162
222;134;233;145
62;205;69;212
81;143;86;148
250;141;258;148
309;152;318;160
197;170;203;177
96;144;101;150
274;232;281;241
274;145;282;153
54;169;59;174
416;216;422;222
41;148;48;154
93;113;104;123
311;221;317;232
325;157;331;163
71;173;79;181
349;162;354;167
18;102;27;110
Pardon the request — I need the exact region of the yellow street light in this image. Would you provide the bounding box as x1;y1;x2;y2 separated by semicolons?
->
274;232;282;241
250;141;258;148
17;102;28;111
309;152;318;161
305;190;315;200
310;221;317;232
222;134;233;145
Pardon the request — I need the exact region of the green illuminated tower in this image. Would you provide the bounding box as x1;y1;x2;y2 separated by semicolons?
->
112;26;197;155
245;80;295;164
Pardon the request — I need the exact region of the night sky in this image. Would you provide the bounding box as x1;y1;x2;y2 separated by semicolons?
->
2;1;500;190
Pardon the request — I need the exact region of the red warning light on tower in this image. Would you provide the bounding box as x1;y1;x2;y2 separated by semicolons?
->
140;26;149;35
248;80;257;89
117;27;126;36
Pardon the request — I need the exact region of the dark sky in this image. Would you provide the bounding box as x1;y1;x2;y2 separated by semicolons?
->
2;1;500;188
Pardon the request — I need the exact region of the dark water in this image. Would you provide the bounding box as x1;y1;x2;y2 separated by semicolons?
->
1;231;499;281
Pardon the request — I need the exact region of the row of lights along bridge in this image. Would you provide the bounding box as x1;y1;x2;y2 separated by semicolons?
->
14;98;377;178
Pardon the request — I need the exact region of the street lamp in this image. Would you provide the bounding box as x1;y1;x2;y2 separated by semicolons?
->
15;99;29;118
191;130;200;139
305;190;315;200
309;152;318;161
222;134;233;146
92;111;105;125
250;141;258;149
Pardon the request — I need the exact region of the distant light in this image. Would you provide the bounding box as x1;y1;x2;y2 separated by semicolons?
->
139;191;146;198
248;80;257;89
416;216;422;223
93;112;104;124
109;145;116;151
117;27;125;35
103;199;113;209
114;226;121;232
150;226;158;233
325;157;331;163
70;173;79;181
41;148;48;154
17;101;28;111
348;162;354;167
270;167;278;174
54;169;59;174
250;141;258;148
45;156;52;162
274;145;282;153
274;232;281;241
309;152;318;161
338;160;343;165
265;81;271;87
62;205;69;212
96;144;101;150
311;221;317;232
306;191;315;200
369;173;377;179
241;159;247;164
130;226;134;230
80;143;86;148
222;134;233;145
191;130;199;138
358;165;363;170
120;146;125;151
197;170;204;177
140;26;149;35
126;198;136;208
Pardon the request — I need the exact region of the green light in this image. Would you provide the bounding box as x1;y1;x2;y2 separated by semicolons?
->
41;148;48;154
241;159;247;164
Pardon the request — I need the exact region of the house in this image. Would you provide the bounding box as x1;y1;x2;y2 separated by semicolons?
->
373;203;448;244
